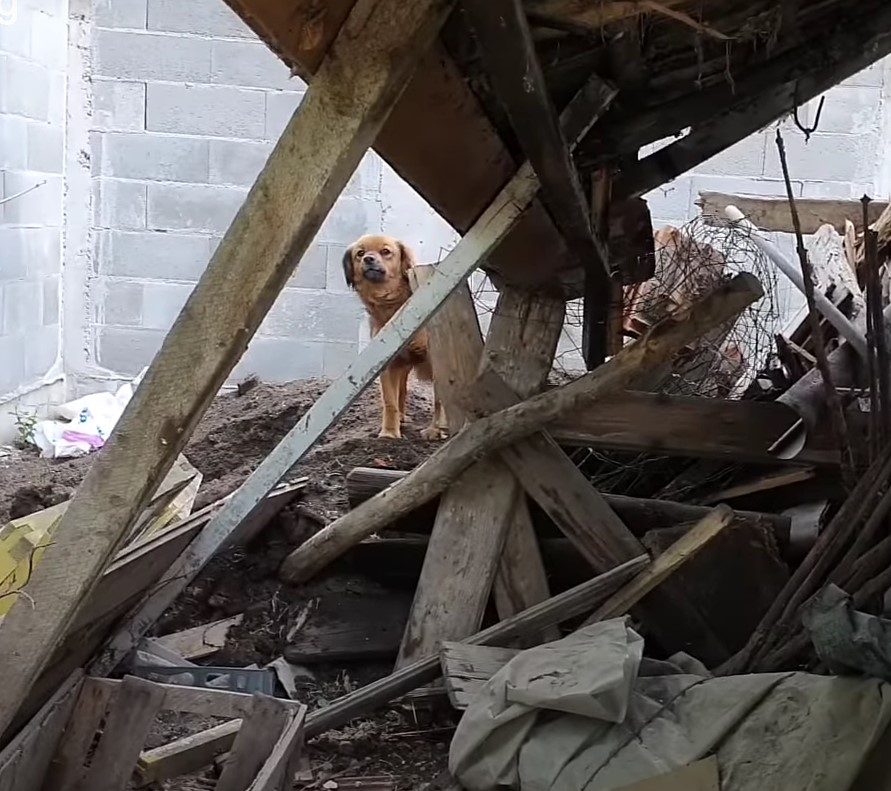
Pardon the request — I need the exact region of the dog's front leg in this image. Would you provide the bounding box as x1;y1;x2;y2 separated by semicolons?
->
378;365;402;439
420;385;449;441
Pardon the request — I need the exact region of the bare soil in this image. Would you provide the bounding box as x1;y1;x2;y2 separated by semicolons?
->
0;377;452;791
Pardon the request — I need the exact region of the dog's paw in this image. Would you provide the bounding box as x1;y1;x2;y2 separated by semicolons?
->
420;426;448;441
378;428;401;439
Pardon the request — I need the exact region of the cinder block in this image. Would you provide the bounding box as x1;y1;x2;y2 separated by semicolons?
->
2;172;63;226
316;195;383;245
43;276;59;326
93;178;147;230
0;229;27;281
94;30;211;83
95;0;147;28
261;290;363;343
210;39;297;91
24;324;59;379
843;61;885;88
0;334;26;395
140;280;194;329
231;337;325;383
2;279;43;333
208;139;272;187
763;131;878;184
147;182;247;234
325;244;351;293
643;177;693;224
265;91;303;141
147;0;253;38
30;10;68;71
146;83;266;140
1;56;50;120
290;244;328;290
800;180;875;200
102;279;143;326
27;122;64;173
93;80;146;132
96;230;212;280
344;152;385;200
97;326;164;374
92;132;210;183
0;114;27;170
0;17;31;58
688;174;800;203
697;132;768;178
322;341;358;378
47;72;65;127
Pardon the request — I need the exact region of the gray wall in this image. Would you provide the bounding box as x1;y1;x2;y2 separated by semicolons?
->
82;0;458;392
0;0;66;405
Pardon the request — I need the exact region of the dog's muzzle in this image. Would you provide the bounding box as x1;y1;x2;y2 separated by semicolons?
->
362;259;386;282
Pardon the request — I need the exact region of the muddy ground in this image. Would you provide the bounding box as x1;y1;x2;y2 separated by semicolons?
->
0;377;454;790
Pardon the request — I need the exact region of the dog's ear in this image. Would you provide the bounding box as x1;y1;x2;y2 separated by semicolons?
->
342;245;355;288
398;242;417;280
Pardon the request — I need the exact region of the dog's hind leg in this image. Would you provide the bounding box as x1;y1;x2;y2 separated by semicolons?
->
397;366;409;425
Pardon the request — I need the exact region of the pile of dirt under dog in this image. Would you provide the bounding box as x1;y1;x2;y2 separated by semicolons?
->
0;378;455;791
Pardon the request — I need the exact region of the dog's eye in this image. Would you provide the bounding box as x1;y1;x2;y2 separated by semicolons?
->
381;248;391;256
356;250;364;257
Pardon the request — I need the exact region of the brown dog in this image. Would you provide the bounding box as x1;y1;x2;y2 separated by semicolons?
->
342;234;447;440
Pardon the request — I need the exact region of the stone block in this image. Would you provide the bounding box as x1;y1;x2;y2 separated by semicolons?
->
210;39;297;91
289;244;328;290
0;114;27;170
96;229;211;280
261;290;363;343
147;0;253;38
208;139;272;187
93;80;146;132
30;9;68;71
322;341;358;378
102;279;143;326
1;55;50;120
0;334;25;395
2;172;62;226
146;82;266;139
24;323;59;379
315;195;383;246
697;131;768;178
93;178;147;230
94;0;147;29
140;280;194;329
264;90;303;141
2;279;43;333
231;337;325;383
763;130;878;184
147;182;247;234
97;326;164;374
27;121;63;173
94;29;211;82
43;276;59;325
92;131;210;183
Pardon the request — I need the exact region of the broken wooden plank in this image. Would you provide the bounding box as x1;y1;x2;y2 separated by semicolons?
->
700;467;816;504
0;0;456;731
0;671;82;791
440;643;520;709
285;591;412;663
246;706;307;791
583;506;735;625
155;615;244;660
304;555;647;738
281;274;763;583
395;268;519;667
80;676;167;791
137;720;241;787
216;694;292;791
697;191;887;235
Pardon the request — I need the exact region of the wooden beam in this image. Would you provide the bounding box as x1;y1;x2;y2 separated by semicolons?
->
247;707;307;791
137;721;241;787
280;273;763;583
696;192;888;235
547;390;843;466
94;67;618;677
0;0;455;732
216;694;291;791
462;0;609;277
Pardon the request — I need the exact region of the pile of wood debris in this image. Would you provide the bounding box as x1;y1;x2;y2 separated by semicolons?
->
3;194;891;791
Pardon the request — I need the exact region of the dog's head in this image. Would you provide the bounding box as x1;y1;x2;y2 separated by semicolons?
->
342;234;416;289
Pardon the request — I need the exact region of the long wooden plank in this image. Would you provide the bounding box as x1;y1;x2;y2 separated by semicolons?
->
155;615;244;660
247;706;307;791
549;390;841;466
0;0;456;732
81;676;167;791
281;273;763;583
439;643;520;709
697;192;888;235
136;720;241;786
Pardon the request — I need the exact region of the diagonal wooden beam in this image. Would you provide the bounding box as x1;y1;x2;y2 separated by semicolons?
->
462;0;610;280
0;0;455;735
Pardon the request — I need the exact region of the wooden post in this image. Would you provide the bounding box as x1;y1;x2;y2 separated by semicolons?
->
0;0;454;733
395;283;564;666
280;273;763;582
92;69;619;677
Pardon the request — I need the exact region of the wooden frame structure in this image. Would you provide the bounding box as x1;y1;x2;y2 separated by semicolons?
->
1;0;890;754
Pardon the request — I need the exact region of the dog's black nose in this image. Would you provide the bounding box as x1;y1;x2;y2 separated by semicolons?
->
363;255;376;265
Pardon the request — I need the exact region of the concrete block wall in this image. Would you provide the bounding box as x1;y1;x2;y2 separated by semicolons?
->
84;0;458;390
0;0;66;414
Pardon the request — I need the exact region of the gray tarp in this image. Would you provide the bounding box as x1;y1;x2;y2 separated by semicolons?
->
449;619;891;791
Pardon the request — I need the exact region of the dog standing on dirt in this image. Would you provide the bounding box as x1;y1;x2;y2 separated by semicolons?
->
342;234;447;441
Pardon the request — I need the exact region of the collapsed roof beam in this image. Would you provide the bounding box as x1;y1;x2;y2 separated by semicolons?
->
462;0;611;282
